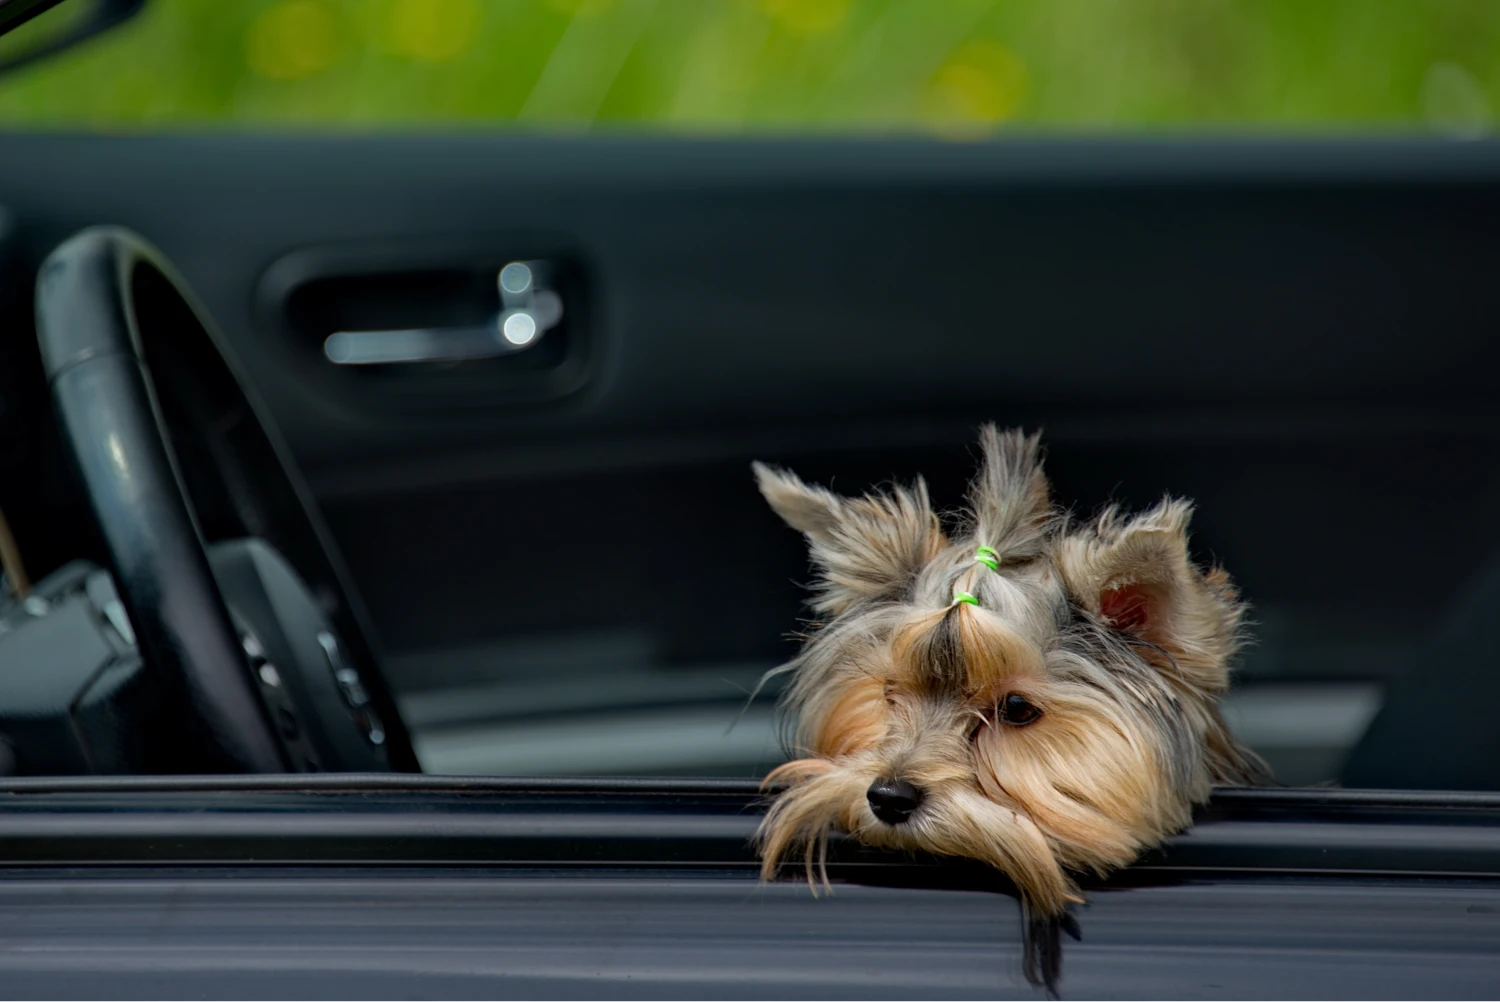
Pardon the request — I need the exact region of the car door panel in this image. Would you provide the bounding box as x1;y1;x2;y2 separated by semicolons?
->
0;779;1494;1000
2;135;1499;782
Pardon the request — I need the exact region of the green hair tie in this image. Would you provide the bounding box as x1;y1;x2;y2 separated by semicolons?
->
974;545;1000;571
953;591;979;607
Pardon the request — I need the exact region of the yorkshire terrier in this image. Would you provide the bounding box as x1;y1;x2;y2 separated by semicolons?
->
752;427;1268;989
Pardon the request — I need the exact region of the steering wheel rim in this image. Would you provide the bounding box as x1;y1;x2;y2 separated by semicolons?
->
34;226;415;772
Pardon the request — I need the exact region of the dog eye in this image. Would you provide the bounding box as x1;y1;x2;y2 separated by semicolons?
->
883;685;896;706
998;693;1042;727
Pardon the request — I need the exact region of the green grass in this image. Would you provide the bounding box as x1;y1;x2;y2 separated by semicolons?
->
0;0;1495;133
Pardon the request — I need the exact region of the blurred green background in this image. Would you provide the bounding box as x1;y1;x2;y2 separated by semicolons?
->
0;0;1495;133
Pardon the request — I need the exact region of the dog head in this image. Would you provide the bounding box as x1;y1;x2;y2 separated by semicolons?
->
753;427;1266;914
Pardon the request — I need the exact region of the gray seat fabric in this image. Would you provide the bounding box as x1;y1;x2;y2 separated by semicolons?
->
1342;556;1500;791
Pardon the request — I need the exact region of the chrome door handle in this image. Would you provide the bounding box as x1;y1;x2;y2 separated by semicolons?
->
323;260;564;366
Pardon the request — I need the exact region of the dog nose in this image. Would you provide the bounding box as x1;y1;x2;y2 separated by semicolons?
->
866;779;925;824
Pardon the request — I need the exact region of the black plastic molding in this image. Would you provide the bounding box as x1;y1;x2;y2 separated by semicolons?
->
0;775;1495;880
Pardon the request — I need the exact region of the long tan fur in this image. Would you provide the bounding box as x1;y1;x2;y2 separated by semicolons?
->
753;427;1268;919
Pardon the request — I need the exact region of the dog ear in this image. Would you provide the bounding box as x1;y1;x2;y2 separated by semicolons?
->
969;426;1054;560
753;462;946;616
1056;499;1243;692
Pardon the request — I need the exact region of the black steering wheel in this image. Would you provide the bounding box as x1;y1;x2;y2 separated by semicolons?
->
34;226;416;773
